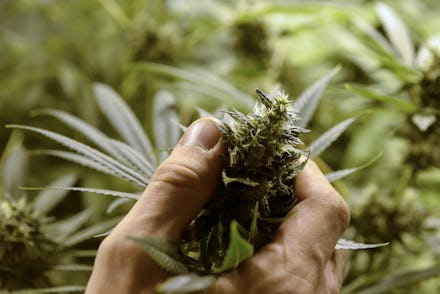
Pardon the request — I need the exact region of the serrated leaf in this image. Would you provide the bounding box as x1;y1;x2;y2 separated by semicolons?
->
109;139;155;178
326;153;381;182
7;125;148;187
35;109;121;160
133;62;255;109
31;150;122;179
156;274;217;294
376;2;415;66
310;117;356;159
63;216;121;247
294;66;340;127
107;197;132;213
22;186;140;200
45;209;92;242
93;83;155;163
32;173;77;215
335;238;389;250
129;236;189;274
37;109;155;177
218;221;254;273
153;90;181;158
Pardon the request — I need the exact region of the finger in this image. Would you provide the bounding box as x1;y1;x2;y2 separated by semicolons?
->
113;118;226;241
269;160;350;289
317;250;347;293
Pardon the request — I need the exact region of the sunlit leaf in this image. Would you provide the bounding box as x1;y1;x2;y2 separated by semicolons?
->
335;238;389;250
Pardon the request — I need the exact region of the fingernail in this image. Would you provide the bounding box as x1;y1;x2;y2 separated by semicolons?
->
181;119;221;150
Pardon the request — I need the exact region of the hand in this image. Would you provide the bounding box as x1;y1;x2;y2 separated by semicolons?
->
85;118;350;294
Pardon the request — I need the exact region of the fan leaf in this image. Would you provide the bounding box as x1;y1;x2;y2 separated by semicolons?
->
93;83;155;162
156;274;217;294
375;2;415;66
217;221;254;273
7;125;149;187
309;117;356;159
128;236;189;274
294;66;340;127
32;174;77;216
335;238;389;250
326;153;381;182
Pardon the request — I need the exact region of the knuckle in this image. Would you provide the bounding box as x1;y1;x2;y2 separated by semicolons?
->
152;161;203;190
329;196;351;232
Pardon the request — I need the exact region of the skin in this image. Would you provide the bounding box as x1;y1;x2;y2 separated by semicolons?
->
85;118;350;294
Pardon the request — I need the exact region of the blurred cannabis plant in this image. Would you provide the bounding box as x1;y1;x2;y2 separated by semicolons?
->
347;2;439;171
0;132;121;293
329;2;440;292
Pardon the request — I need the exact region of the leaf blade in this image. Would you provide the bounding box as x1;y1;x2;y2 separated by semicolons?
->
218;221;254;273
93;83;155;162
294;66;340;127
309;117;356;159
129;236;189;274
375;2;415;66
156;274;217;294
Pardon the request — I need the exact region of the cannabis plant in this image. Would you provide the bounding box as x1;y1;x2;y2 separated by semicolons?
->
329;2;440;292
9;66;388;293
0;132;119;293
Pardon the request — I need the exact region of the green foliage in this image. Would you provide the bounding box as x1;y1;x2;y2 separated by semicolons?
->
218;221;254;273
2;0;440;292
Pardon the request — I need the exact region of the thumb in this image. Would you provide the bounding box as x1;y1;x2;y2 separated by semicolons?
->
114;118;225;241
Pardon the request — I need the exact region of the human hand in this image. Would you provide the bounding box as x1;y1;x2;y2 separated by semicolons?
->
85;118;350;294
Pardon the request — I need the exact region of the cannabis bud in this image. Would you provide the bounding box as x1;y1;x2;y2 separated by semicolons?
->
0;197;58;290
131;90;309;285
179;90;309;273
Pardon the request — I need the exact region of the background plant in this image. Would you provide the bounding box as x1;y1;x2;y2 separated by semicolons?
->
2;0;440;293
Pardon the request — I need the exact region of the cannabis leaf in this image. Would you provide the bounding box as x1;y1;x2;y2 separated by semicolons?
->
156;274;217;294
217;221;254;273
128;237;189;275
